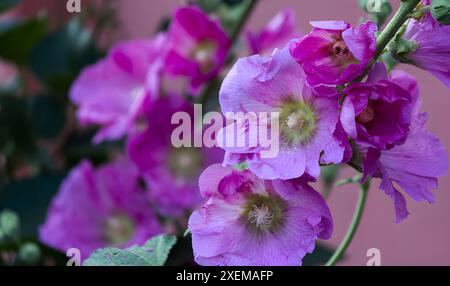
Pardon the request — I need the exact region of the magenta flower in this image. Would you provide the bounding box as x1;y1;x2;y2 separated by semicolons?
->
127;95;223;216
399;12;450;89
165;6;231;93
188;164;333;266
362;71;448;222
290;21;377;86
340;63;413;150
246;8;298;55
218;44;345;180
39;159;162;259
70;36;165;144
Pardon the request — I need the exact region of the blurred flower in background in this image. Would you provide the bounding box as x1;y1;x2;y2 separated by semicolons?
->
245;8;299;55
127;95;224;217
70;36;166;144
164;6;231;94
39;159;162;260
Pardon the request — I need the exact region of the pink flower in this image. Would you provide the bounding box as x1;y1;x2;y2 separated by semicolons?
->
127;95;223;216
40;159;162;258
189;164;333;266
70;36;165;144
399;12;450;89
340;63;413;150
246;9;299;55
362;71;449;222
218;43;345;180
290;21;377;86
165;6;231;94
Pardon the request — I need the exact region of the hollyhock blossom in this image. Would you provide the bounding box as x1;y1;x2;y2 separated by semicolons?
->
290;21;377;86
188;164;333;266
40;159;162;258
127;95;223;216
165;6;231;93
340;63;413;150
70;35;165;143
218;44;345;180
397;11;450;89
246;9;298;55
362;71;449;222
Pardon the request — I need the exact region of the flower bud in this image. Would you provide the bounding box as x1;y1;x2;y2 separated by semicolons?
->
0;210;19;238
18;243;41;265
430;0;450;25
358;0;392;26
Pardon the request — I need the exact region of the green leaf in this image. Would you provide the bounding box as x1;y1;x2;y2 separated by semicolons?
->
0;15;47;65
84;234;177;266
0;0;21;14
28;17;102;93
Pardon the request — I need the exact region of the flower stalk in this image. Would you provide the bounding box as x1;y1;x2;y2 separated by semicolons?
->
325;178;370;266
328;0;421;265
353;0;421;82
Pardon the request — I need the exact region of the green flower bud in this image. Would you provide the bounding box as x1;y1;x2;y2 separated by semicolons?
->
18;243;41;265
430;0;450;25
0;210;20;237
358;0;392;26
388;37;419;63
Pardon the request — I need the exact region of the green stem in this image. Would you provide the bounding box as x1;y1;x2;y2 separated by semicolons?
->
325;179;370;266
229;0;258;43
198;0;258;104
353;0;421;82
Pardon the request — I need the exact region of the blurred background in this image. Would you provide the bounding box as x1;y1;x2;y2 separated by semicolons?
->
1;0;449;265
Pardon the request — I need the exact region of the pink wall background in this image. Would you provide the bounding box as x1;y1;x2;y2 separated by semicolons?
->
23;0;450;265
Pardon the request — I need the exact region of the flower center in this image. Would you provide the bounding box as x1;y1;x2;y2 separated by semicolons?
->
191;40;217;74
168;147;203;179
279;100;317;145
333;40;351;58
357;105;375;123
242;194;287;234
104;214;135;245
248;205;274;228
